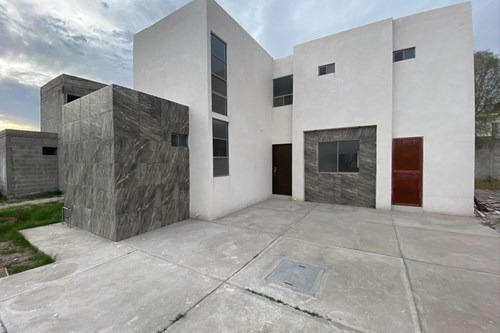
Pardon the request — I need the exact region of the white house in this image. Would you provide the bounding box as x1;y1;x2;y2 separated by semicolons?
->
134;0;474;220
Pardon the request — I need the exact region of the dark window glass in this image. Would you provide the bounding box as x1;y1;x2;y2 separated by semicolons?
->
273;97;284;107
326;63;335;74
404;48;415;59
43;147;57;155
171;134;178;146
318;142;337;172
318;66;326;76
212;93;227;116
211;54;226;79
338;141;359;172
66;94;80;103
212;75;227;97
284;95;293;105
394;47;415;62
213;139;227;157
214;158;229;177
211;34;226;61
213;119;228;139
273;75;293;97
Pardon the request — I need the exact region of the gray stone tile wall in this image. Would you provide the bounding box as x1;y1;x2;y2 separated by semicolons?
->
0;130;59;197
63;84;189;241
41;74;107;190
304;126;376;208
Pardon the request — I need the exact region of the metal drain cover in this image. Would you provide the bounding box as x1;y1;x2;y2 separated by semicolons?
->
266;259;324;294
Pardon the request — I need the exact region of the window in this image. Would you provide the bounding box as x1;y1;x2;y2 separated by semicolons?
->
211;34;227;116
393;47;415;62
318;63;335;76
43;147;57;155
66;94;80;103
318;141;359;173
273;75;293;107
171;134;188;147
213;119;229;176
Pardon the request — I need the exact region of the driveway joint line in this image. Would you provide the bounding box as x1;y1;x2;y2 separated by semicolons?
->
389;212;424;333
403;257;500;276
393;223;500;238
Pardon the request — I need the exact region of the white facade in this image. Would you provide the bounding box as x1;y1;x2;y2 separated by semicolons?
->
134;0;474;218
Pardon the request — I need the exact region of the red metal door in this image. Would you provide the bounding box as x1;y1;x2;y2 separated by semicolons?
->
392;137;423;206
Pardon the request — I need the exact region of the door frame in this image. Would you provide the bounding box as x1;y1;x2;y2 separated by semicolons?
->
391;136;423;206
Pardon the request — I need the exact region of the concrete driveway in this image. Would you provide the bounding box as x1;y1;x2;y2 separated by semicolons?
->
0;199;498;333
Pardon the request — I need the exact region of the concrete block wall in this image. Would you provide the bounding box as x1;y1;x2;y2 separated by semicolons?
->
475;136;500;180
63;84;189;241
0;130;59;197
41;74;106;190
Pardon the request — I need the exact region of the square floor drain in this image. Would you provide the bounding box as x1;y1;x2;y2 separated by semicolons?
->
266;259;324;294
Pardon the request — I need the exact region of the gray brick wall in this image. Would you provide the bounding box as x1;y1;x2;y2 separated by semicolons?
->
0;130;59;197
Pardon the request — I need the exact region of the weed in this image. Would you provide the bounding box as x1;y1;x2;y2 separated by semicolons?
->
171;313;185;323
475;178;500;190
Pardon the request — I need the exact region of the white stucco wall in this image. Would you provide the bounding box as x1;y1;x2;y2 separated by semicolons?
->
291;19;394;210
133;0;212;219
272;56;293;144
392;2;474;215
207;0;274;219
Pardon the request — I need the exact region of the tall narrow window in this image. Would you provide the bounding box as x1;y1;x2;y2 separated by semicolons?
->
211;34;227;116
213;119;229;177
273;75;293;107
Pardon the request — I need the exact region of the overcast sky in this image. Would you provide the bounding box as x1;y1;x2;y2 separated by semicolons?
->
0;0;498;131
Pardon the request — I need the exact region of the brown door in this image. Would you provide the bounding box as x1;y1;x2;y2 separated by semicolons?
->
392;137;423;206
273;144;292;195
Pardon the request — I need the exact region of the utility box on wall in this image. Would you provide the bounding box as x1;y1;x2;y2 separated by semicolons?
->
62;84;189;241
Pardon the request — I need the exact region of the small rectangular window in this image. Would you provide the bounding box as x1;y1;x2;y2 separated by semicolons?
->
66;94;80;104
43;147;57;155
212;93;227;116
213;119;229;177
273;75;293;107
393;47;415;62
171;134;188;147
318;63;335;76
318;140;359;173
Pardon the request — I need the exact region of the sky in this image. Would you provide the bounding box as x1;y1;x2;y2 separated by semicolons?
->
0;0;498;131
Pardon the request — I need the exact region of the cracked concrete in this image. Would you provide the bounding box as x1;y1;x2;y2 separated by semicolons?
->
0;198;498;333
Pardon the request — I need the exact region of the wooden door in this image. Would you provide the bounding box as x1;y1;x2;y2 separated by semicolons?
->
392;137;423;206
273;144;292;195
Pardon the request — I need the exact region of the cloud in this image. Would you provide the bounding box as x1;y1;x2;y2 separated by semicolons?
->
101;2;109;9
0;115;39;131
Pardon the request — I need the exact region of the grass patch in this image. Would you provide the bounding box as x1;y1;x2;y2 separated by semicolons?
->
0;190;63;205
475;178;500;190
0;202;63;276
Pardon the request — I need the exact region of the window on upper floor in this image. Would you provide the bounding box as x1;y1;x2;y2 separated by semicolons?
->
318;63;335;76
65;94;80;104
171;134;188;147
393;47;415;62
273;75;293;107
211;34;227;116
213;118;229;177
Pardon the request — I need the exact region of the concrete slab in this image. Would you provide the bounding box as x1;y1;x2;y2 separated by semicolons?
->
391;210;498;237
407;260;500;333
285;212;400;256
311;203;394;225
122;219;276;280
0;251;220;333
252;198;319;214
397;226;500;274
215;206;308;234
0;224;134;301
230;237;420;333
167;284;358;333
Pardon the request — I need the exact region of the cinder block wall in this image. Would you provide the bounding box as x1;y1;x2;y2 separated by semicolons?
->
63;85;189;241
41;74;106;190
475;136;500;180
0;130;59;197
